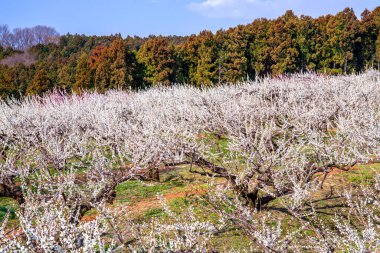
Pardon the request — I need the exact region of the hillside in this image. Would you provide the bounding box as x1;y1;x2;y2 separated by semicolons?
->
0;72;379;252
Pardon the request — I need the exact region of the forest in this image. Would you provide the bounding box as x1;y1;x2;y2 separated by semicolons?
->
0;7;380;98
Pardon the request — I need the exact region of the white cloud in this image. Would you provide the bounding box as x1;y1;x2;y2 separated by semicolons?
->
188;0;275;19
200;0;238;7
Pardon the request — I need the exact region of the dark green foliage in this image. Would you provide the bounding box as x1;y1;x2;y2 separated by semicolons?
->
137;36;175;86
26;68;52;95
74;52;93;92
0;46;19;61
1;6;380;97
0;206;16;221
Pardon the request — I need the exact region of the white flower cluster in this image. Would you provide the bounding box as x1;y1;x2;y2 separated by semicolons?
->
0;71;379;251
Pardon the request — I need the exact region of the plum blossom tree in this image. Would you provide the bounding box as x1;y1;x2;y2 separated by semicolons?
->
0;71;379;250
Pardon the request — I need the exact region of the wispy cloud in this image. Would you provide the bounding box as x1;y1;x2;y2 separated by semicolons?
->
188;0;275;19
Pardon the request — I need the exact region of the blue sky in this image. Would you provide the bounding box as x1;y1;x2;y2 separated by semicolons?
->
0;0;379;37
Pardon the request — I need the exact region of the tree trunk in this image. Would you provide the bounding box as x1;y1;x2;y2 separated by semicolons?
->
147;167;160;181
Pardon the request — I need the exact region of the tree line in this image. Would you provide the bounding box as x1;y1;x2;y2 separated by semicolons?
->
1;7;380;97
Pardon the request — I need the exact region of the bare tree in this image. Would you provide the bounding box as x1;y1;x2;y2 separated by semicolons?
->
0;25;12;48
0;24;59;50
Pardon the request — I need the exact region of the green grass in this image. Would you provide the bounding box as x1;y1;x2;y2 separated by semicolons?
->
206;134;230;156
345;163;380;184
167;196;191;211
115;179;186;203
213;230;251;252
0;197;19;224
0;206;16;221
143;207;165;218
114;165;211;205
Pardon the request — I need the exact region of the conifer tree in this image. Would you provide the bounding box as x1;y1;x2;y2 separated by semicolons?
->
137;36;174;86
26;68;52;95
192;31;218;86
109;38;127;89
74;52;92;92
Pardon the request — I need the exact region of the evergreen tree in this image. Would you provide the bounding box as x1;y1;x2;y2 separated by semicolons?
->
247;18;272;78
217;26;249;83
269;10;300;75
137;36;174;86
192;31;218;86
108;38;127;89
74;52;92;92
326;8;359;73
26;68;52;95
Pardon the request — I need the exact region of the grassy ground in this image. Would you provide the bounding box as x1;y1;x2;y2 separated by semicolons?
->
0;197;19;227
115;163;380;250
114;166;210;217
